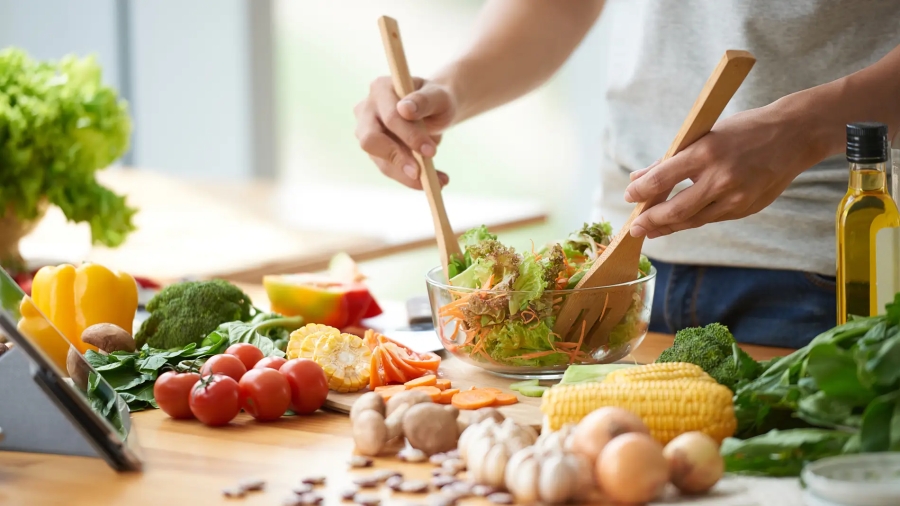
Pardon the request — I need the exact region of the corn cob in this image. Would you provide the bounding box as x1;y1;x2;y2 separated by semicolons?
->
286;324;370;392
603;362;715;384
540;380;736;444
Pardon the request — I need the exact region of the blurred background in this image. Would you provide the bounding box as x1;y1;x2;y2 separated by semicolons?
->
0;0;615;301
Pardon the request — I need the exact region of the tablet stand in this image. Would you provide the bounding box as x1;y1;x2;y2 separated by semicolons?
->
0;347;101;458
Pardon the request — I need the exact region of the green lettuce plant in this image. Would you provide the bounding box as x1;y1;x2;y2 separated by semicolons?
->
0;47;135;270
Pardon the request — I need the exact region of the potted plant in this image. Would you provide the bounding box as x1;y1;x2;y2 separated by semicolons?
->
0;48;136;274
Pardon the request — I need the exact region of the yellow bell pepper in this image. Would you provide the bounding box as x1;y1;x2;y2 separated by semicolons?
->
17;296;70;373
31;263;138;353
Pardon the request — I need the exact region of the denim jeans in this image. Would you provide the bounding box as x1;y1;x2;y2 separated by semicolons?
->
647;258;837;348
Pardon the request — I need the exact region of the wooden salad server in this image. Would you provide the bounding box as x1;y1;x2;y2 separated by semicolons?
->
377;16;462;278
553;50;756;354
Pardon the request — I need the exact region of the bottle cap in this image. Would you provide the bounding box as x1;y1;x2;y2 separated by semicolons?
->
847;122;889;163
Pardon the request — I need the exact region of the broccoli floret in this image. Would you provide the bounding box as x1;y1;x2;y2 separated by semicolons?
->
655;323;761;390
135;279;254;349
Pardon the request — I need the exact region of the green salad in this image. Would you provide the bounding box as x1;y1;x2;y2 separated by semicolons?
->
438;223;652;368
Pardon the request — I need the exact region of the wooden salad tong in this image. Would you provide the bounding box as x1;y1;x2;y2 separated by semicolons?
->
553;50;756;354
377;16;462;278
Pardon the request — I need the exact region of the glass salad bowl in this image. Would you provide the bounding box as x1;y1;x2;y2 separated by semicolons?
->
426;265;656;379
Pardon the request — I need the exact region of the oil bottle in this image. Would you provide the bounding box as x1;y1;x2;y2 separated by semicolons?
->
836;122;900;324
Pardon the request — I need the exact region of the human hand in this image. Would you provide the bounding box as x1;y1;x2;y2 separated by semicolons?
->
354;76;457;189
623;104;823;239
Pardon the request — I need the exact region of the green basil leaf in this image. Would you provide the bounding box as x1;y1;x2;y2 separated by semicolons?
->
865;332;900;388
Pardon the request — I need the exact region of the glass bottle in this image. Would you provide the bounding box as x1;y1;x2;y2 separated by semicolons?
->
836;122;900;324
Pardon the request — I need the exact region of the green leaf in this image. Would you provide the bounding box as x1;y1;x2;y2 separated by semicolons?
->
859;391;900;452
509;254;544;313
797;391;858;429
721;429;852;477
865;331;900;387
117;381;157;412
806;343;875;405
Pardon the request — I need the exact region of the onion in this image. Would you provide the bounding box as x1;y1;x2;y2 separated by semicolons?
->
596;433;668;504
568;407;649;463
663;432;724;494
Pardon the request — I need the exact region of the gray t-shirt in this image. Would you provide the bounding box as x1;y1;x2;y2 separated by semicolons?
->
592;0;899;276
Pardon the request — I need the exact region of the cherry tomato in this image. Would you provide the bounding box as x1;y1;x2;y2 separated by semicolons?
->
189;374;241;426
279;359;329;415
154;371;200;419
254;356;287;370
226;343;264;370
238;368;291;421
200;354;247;382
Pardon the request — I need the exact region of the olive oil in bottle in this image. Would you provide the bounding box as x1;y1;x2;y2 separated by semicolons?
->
836;122;900;324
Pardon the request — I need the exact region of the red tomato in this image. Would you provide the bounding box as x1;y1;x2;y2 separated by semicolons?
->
254;356;287;370
189;374;241;426
279;359;329;415
154;371;200;419
201;354;247;382
238;368;291;421
226;343;265;370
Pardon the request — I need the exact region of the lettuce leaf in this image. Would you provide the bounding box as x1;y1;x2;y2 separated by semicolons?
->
479;319;569;367
0;48;134;253
450;258;494;289
509;254;544;314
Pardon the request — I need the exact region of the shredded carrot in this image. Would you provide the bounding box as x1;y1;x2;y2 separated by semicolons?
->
404;375;437;389
435;379;452;391
376;385;406;401
508;350;562;360
451;389;497;410
493;393;519;406
410;386;443;402
438;388;459;404
569;320;588;365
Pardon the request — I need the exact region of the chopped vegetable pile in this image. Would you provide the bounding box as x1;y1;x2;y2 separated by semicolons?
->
438;224;652;368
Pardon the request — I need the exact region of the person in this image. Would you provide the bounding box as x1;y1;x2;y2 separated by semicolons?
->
353;0;900;348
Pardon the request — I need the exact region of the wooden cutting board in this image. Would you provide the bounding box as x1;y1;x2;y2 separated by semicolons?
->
324;354;550;429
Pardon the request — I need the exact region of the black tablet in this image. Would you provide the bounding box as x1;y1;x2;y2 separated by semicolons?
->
0;267;143;471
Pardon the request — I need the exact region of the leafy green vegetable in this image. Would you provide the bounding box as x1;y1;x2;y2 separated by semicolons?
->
86;330;230;411
723;294;900;477
656;323;761;390
721;429;852;477
200;314;303;358
0;48;134;269
509;254;543;314
134;279;254;349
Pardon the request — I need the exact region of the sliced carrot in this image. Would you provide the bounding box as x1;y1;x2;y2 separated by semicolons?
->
405;375;437;388
493;393;519;406
451;389;497;410
435;379;452;391
380;347;408;383
438;388;459;404
410;386;442;402
476;387;505;396
384;343;427;378
369;350;383;390
377;385;407;401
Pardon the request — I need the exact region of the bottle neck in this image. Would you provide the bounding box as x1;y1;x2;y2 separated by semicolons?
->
849;161;888;192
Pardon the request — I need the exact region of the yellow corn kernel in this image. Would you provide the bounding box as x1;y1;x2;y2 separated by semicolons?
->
286;323;339;360
604;362;715;384
540;380;737;444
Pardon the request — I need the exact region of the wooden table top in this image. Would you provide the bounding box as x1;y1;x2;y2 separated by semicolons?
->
18;169;546;283
0;333;797;506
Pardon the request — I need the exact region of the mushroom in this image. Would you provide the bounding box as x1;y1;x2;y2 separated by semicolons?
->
402;403;460;456
0;342;8;358
81;323;135;354
67;347;91;391
351;392;385;423
385;390;432;417
351;396;413;456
